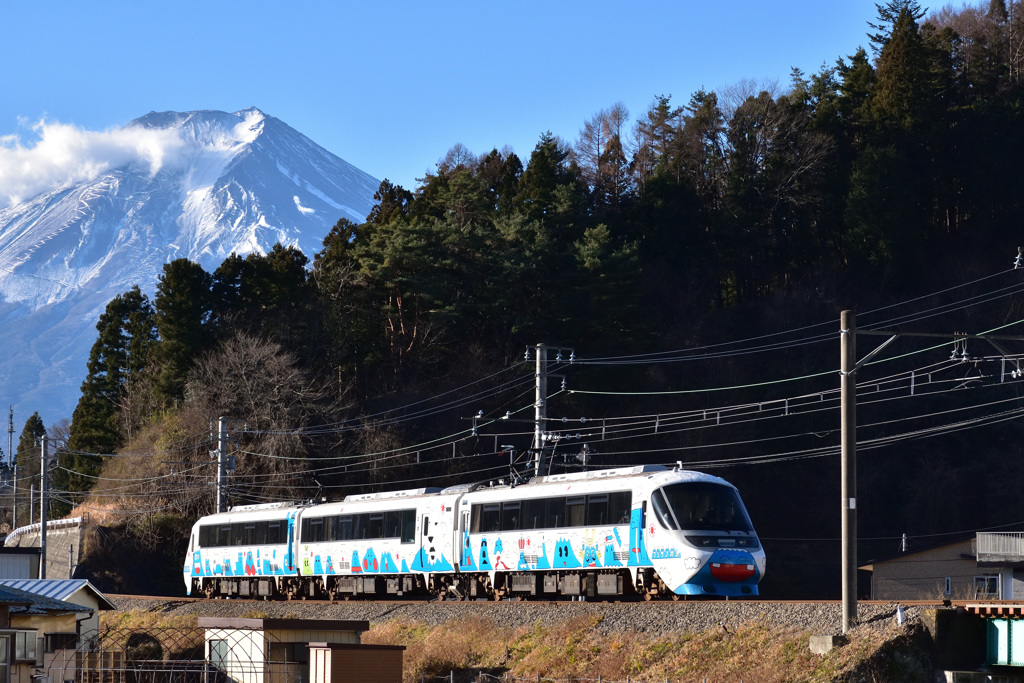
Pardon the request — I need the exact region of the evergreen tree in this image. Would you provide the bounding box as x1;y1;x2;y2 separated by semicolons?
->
515;132;574;223
872;7;932;131
153;259;214;405
367;180;414;226
67;286;155;458
868;0;927;55
14;413;46;525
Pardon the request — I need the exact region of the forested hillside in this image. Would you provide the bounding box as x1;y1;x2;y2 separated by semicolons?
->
10;0;1024;597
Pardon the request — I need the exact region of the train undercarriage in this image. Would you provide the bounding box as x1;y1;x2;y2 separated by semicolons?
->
191;567;687;602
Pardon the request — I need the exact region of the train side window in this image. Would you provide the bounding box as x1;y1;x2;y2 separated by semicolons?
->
587;495;609;526
305;518;325;543
336;516;352;541
651;489;679;530
353;514;366;539
401;510;416;543
566;497;586;527
500;502;521;531
480;504;500;532
367;513;385;539
267;521;283;544
385;511;402;538
545;497;565;528
521;499;544;530
198;525;212;547
609;492;632;524
243;523;256;545
255;521;268;545
218;525;232;547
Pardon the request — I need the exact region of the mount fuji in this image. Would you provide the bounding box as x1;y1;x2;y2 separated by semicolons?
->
0;107;380;425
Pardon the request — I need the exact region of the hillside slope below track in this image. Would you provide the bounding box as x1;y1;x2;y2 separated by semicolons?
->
108;595;921;637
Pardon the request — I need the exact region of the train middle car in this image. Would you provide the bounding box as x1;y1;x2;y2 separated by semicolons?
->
184;464;765;600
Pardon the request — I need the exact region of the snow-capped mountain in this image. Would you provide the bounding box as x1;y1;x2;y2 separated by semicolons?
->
0;107;379;424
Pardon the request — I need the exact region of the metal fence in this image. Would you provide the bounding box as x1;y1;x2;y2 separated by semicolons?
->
45;626;305;683
977;532;1024;562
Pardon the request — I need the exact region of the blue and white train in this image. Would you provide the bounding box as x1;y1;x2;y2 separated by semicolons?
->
183;464;765;600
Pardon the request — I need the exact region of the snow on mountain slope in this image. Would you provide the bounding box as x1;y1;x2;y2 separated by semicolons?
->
0;107;380;423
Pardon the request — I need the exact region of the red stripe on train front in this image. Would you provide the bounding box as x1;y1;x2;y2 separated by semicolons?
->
709;562;756;582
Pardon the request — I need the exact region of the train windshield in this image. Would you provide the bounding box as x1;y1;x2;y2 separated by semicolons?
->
652;483;753;532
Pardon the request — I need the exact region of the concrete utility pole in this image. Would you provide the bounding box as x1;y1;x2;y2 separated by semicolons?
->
840;311;857;634
10;406;16;529
533;344;548;477
217;416;227;513
40;434;47;580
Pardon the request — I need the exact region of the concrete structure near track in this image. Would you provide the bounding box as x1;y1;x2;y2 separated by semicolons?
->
198;617;404;683
3;518;84;580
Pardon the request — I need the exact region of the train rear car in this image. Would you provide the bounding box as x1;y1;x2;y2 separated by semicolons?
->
184;502;302;598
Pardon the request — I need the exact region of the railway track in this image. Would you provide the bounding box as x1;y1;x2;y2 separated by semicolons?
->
107;593;958;607
104;594;956;637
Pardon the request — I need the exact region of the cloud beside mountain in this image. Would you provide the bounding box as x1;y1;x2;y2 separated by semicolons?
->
0;108;380;422
0;119;189;208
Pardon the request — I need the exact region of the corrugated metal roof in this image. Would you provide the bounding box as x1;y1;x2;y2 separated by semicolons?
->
0;579;115;610
0;583;91;615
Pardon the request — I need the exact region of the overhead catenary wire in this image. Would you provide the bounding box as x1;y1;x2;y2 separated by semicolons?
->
29;264;1024;511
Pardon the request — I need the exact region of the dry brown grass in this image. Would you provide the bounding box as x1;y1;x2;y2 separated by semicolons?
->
365;615;931;683
102;609;930;682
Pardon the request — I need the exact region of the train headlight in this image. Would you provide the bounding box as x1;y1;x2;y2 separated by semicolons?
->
685;535;760;549
685;535;716;547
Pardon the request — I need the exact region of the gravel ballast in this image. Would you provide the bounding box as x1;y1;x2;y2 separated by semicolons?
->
109;596;920;637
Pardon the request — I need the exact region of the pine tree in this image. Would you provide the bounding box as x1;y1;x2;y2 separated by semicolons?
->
868;0;927;55
67;286;155;457
153;259;214;405
14;413;45;526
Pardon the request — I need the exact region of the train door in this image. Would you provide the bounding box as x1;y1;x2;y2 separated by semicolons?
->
286;511;297;573
459;509;470;567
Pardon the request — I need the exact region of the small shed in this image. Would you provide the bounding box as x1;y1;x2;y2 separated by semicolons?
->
309;642;405;683
198;617;372;683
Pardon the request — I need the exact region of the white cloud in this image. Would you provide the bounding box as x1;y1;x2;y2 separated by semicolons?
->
0;119;187;209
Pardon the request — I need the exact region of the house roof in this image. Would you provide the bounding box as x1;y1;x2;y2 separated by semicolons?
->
859;534;976;571
0;583;91;615
0;579;115;610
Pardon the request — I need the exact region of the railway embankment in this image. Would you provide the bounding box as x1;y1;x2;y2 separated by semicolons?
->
106;597;939;681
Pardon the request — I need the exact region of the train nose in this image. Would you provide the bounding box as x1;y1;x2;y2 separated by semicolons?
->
709;560;756;582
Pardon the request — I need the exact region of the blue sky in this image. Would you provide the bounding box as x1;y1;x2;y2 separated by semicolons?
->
1;0;885;198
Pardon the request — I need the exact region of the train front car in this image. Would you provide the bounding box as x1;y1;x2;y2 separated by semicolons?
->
183;502;302;598
457;465;763;601
643;468;765;598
